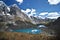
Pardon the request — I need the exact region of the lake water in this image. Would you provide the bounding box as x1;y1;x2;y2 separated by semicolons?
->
13;25;46;34
13;28;42;34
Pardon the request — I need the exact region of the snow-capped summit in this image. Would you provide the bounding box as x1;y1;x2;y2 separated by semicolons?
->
0;1;10;14
0;1;5;5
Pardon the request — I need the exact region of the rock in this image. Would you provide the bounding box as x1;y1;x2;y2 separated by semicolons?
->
47;17;60;40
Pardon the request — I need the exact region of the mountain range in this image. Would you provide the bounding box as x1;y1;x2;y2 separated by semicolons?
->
0;1;42;31
0;1;58;32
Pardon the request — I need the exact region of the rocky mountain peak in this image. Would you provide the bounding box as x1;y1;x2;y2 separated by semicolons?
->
0;1;41;25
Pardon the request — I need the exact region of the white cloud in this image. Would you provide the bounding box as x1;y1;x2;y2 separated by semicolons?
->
21;10;25;13
47;12;60;19
21;9;60;19
21;8;37;17
47;17;59;19
48;0;60;5
38;12;60;19
16;0;23;5
38;16;45;19
39;12;48;16
25;9;31;13
34;15;38;17
29;9;36;17
31;9;36;13
21;9;31;16
47;12;59;16
38;12;48;19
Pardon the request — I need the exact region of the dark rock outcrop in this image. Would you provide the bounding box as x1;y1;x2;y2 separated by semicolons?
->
47;17;60;40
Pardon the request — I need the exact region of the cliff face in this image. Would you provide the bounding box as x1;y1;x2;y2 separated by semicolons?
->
10;4;31;22
46;17;60;39
52;17;60;38
0;1;38;31
48;17;60;32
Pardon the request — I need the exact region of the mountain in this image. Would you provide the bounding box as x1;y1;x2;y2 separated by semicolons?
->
46;17;60;39
29;16;41;24
10;4;31;22
0;1;56;25
0;1;11;22
0;1;56;32
47;17;60;32
0;1;56;39
52;17;60;35
0;1;38;31
0;1;39;24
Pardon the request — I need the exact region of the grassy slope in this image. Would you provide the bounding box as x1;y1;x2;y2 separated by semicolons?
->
0;32;56;40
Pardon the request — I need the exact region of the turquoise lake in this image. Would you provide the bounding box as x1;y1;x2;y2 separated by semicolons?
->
12;25;46;34
13;28;42;34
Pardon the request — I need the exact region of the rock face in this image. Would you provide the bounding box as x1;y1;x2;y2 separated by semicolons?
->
47;17;60;39
30;16;41;24
10;4;31;22
0;1;38;31
0;1;41;24
49;17;60;33
0;1;10;22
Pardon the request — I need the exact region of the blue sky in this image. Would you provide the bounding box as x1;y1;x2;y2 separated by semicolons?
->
0;0;60;19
